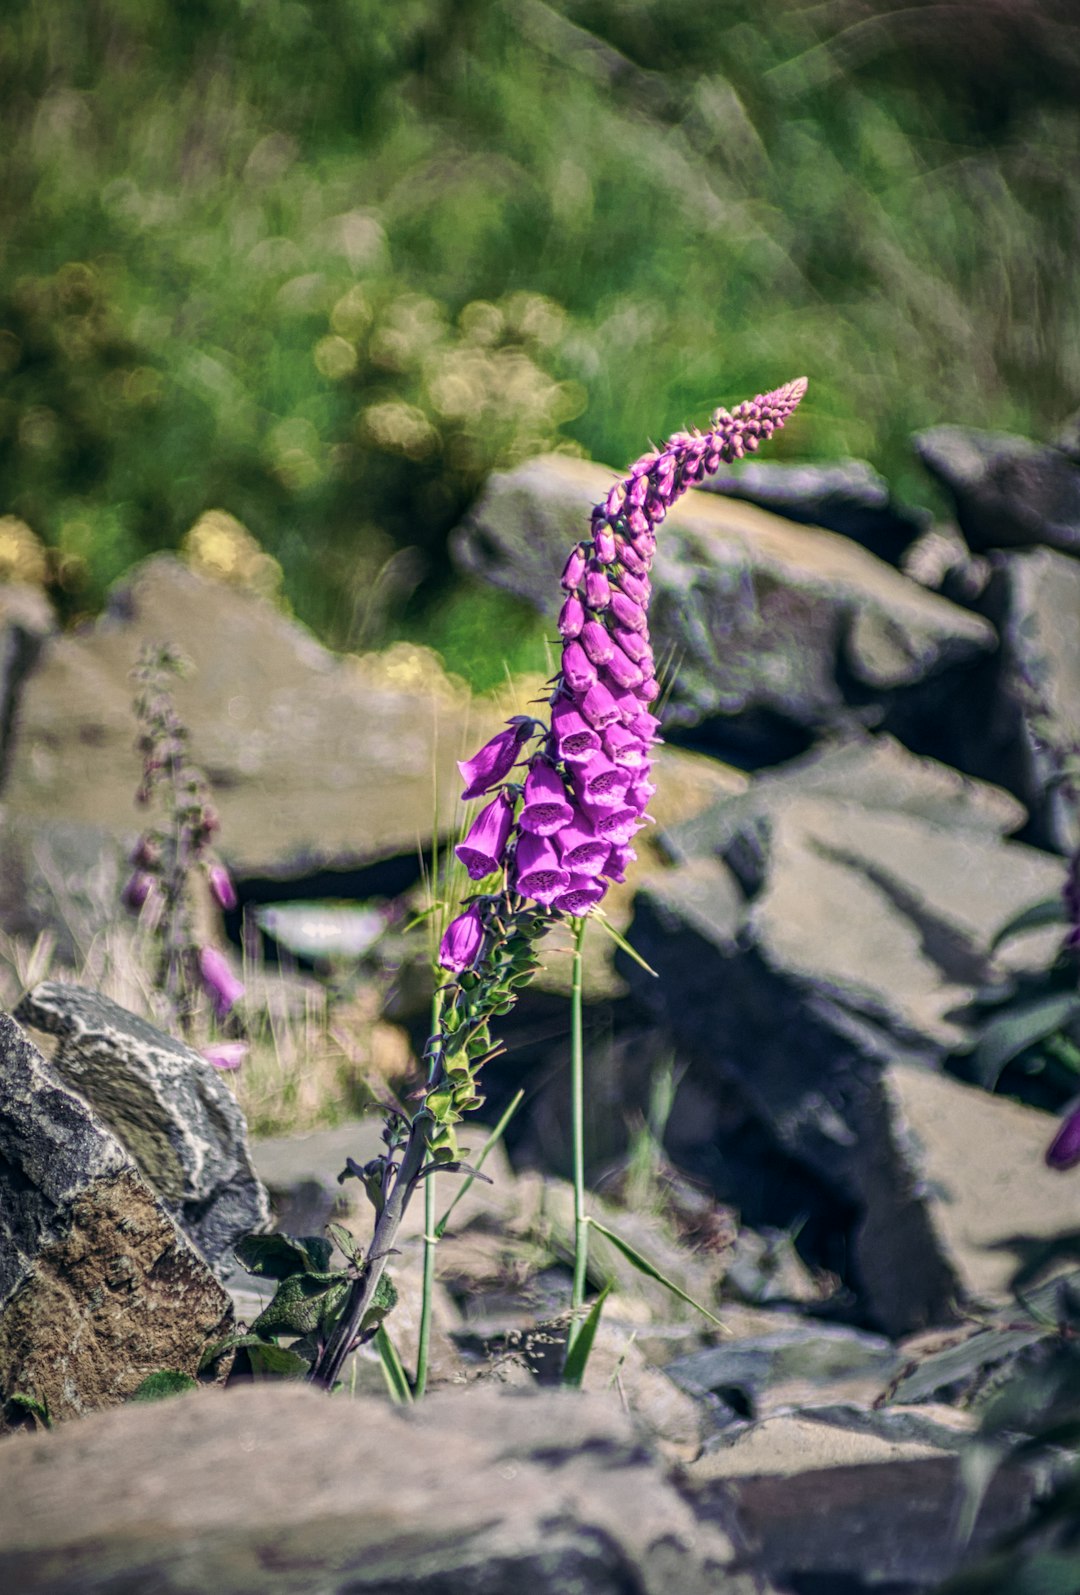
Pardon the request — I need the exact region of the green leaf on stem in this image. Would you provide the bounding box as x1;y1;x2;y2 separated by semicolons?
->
561;1283;611;1388
245;1342;312;1379
251;1271;351;1337
375;1324;413;1404
971;992;1080;1087
234;1233;334;1279
586;1217;726;1329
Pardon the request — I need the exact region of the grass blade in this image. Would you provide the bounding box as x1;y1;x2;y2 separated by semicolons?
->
587;1216;725;1330
562;1283;611;1388
374;1324;413;1404
591;912;658;978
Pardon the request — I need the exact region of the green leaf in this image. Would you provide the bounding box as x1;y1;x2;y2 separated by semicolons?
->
562;1284;611;1388
4;1392;50;1429
586;1217;725;1329
972;992;1080;1087
326;1223;359;1261
374;1324;413;1404
360;1271;399;1334
234;1232;333;1280
245;1342;312;1379
251;1271;351;1337
989;895;1067;952
591;912;658;978
435;1089;523;1239
129;1370;199;1402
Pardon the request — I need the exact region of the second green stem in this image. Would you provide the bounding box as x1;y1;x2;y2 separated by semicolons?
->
567;915;588;1355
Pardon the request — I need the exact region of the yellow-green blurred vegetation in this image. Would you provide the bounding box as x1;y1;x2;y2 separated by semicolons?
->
2;0;1078;687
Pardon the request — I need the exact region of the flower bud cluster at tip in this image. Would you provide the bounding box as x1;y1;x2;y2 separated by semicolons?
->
441;378;808;973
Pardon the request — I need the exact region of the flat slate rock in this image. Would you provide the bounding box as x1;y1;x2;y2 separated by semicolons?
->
0;1383;761;1595
1;554;469;879
14;982;269;1275
0;1011;232;1425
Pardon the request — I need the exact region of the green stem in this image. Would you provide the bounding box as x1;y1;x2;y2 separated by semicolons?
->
567;915;589;1356
413;988;443;1399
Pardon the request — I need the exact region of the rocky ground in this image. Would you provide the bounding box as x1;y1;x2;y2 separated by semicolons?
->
1;417;1080;1592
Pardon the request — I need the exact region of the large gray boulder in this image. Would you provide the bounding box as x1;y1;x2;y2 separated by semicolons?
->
621;741;1066;1332
0;1011;232;1425
453;454;995;759
0;554;468;880
916;425;1080;555
14;982;269;1275
0;1383;760;1595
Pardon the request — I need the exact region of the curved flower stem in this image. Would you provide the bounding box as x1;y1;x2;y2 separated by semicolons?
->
566;914;589;1356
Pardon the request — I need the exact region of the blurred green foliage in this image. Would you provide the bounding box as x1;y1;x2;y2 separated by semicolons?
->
2;0;1078;677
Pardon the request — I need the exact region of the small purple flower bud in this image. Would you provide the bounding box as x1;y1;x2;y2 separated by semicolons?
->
514;833;570;906
617;540;647;576
551;698;602;764
122;871;154;912
1046;1102;1080;1170
603;487;621;519
580;680;622;730
612;627;650;663
580;620;615;668
638;677;661;703
201;1041;249;1071
553;874;607;916
558;594;585;640
439;903;485;973
208;862;237;911
561;544;587;593
609;590;647;632
562;641;597;694
455;790;515;880
199;946;245;1021
616;571;649;606
519;760;574;837
573;751;631;810
594;524;617;563
458;717;535;802
556;808;610;877
627;476;648;509
585;566;611;611
627;506;649;537
601;646;644;692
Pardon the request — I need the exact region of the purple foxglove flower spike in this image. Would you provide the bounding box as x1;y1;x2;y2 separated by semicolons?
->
439;903;485;973
122;871;155;912
199;945;245;1020
519;760;575;837
458;717;535;802
456;790;515;880
514;832;570;906
574;751;631;810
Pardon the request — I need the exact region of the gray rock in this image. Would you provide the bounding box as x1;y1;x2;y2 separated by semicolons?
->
666;1323;899;1416
983;546;1080;852
701;456;928;565
622;782;1065;1332
453;453;994;758
1;554;468;880
0;1011;232;1425
13;982;269;1275
685;1413;1037;1592
0;1383;762;1595
915;424;1080;555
